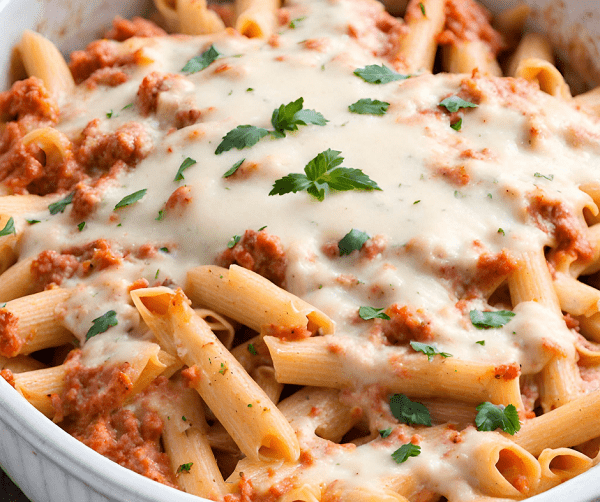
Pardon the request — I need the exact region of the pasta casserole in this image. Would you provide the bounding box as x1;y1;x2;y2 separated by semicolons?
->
2;0;600;500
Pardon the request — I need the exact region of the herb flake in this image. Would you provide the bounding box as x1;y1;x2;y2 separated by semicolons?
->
270;97;328;138
114;189;147;210
438;96;478;113
391;443;421;464
359;306;391;321
182;45;221;73
215;125;269;154
475;402;520;435
174;157;197;182
470;310;515;329
410;341;452;361
348;98;390;115
0;217;16;237
389;393;431;426
354;64;408;84
49;192;74;215
85;310;118;341
224;158;245;178
338;229;370;256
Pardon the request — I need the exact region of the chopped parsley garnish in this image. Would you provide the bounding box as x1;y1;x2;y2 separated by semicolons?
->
121;103;134;110
413;200;421;204
224;158;245;178
228;234;241;248
270;98;327;138
182;416;187;421
182;45;221;73
389;393;431;426
475;402;520;435
215;125;269;154
338;228;370;256
160;247;169;253
438;96;478;113
348;98;390;115
379;428;392;438
48;192;74;215
450;118;462;131
289;16;306;28
106;109;114;119
114;189;147;210
359;306;391;321
476;340;485;346
534;172;554;181
155;269;160;279
410;341;452;361
354;64;408;84
391;443;421;464
77;222;86;232
174;157;197;182
156;210;165;221
498;228;505;235
219;362;227;374
27;219;40;225
269;149;381;201
419;1;426;15
469;310;515;329
248;343;258;355
85;310;118;341
0;217;15;237
248;403;253;407
177;462;193;474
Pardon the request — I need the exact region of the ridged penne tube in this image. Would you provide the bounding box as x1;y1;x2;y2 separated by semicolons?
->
0;256;35;302
442;40;502;76
393;0;445;73
0;354;45;373
538;356;581;412
206;422;239;454
18;30;75;96
279;483;321;502
126;349;182;400
574;339;600;366
0;288;73;357
21;127;73;166
178;0;226;35
419;399;477;428
161;384;227;500
322;483;409;502
0;215;18;275
251;365;283;404
514;58;571;99
230;334;271;373
492;3;530;49
508;249;560;310
0;194;60;216
536;447;592;492
185;265;334;335
577;312;600;343
194;307;235;349
131;286;301;462
507;33;553;78
235;1;279;39
153;0;180;32
469;435;540;498
278;386;357;442
265;336;523;407
553;273;600;317
512;389;600;456
12;365;67;417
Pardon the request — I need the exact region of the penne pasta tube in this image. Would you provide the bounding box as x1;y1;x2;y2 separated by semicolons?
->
442;40;502;76
194;307;235;349
0;194;60;216
0;288;74;357
512;389;600;456
251;365;283;404
178;0;226;35
553;273;600;317
18;30;75;96
322;482;410;502
574;86;600;117
206;422;240;454
577;312;600;343
0;354;45;373
394;0;445;73
153;0;180;32
0;214;18;275
536;447;592;492
508;249;560;310
160;383;227;500
279;483;321;502
12;364;67;417
185;265;334;336
21;127;73;166
0;256;35;302
230;334;271;373
265;336;523;407
131;286;301;462
537;356;581;412
507;33;553;78
514;57;571;99
492;3;530;49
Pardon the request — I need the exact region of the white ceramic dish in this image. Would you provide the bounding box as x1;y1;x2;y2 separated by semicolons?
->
1;1;600;501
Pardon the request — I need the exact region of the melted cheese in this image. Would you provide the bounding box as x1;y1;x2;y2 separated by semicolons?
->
8;0;600;498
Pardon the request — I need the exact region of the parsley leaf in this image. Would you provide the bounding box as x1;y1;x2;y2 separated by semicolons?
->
224;158;245;178
49;192;74;215
182;45;221;73
359;306;391;321
85;310;118;341
174;157;197;182
77;222;85;232
389;393;431;426
215;125;269;154
269;149;381;201
450;118;462;131
228;234;241;248
391;443;421;464
27;219;40;225
114;189;147;210
379;428;392;438
475;402;521;435
338;228;370;256
270;97;327;138
348;98;390;115
156;210;165;221
248;343;258;355
438;96;478;113
476;340;485;346
419;1;426;15
354;64;408;84
470;310;515;329
0;217;16;237
177;462;194;473
534;172;554;181
289;16;306;28
410;341;452;361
